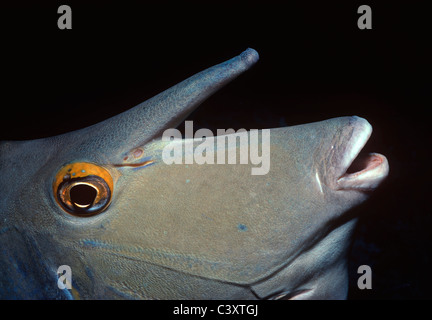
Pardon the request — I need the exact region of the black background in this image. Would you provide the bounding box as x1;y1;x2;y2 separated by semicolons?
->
1;1;431;300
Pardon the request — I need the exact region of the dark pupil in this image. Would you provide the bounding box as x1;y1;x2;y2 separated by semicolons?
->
70;184;97;207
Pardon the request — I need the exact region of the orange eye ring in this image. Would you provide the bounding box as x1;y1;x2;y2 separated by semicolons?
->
53;162;113;216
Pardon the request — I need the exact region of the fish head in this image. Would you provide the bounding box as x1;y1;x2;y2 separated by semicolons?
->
0;49;388;299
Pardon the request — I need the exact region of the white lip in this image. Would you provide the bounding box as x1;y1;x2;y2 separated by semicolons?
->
336;117;389;191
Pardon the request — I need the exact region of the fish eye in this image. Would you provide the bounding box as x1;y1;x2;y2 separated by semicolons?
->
53;162;113;217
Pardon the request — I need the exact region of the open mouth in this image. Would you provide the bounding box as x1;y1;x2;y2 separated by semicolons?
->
336;117;389;191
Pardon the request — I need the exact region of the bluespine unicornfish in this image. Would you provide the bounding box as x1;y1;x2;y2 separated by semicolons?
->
0;48;388;299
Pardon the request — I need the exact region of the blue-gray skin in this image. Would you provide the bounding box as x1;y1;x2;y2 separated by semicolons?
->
0;49;388;299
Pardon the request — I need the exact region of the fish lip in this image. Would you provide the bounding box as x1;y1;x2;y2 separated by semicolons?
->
335;116;389;191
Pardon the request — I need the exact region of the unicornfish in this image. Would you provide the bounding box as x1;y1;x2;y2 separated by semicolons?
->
0;48;389;299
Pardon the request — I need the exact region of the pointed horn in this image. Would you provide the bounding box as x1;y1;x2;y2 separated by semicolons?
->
76;48;259;158
132;48;260;141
